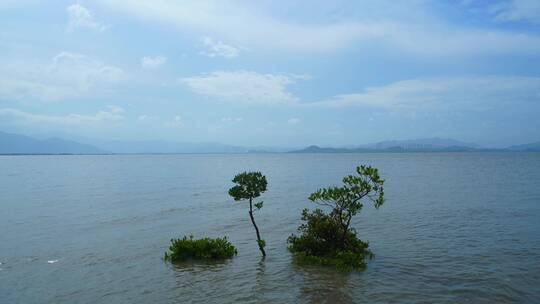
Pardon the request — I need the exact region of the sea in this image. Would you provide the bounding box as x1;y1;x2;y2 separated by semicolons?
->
1;153;539;303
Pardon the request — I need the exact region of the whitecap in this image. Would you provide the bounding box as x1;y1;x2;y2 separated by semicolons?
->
47;260;59;264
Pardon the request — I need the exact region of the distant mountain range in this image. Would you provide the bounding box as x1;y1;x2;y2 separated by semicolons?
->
1;132;539;154
361;138;479;150
506;142;540;152
289;138;539;153
290;145;478;153
0;131;107;154
0;131;289;154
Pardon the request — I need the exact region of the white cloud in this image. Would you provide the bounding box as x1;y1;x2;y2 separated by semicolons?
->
0;52;124;102
180;71;308;105
107;105;125;114
138;114;159;121
313;76;540;112
221;117;243;122
141;56;167;69
51;52;124;88
95;0;540;56
0;106;125;127
165;115;183;127
200;37;240;58
287;118;301;125
490;0;540;24
67;3;108;32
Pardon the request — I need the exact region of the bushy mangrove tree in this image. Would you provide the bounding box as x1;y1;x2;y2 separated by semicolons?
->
288;165;385;270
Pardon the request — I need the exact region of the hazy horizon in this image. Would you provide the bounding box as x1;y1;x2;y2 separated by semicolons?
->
1;1;540;147
3;129;538;153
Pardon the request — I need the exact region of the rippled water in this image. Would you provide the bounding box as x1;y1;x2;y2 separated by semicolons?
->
1;153;540;303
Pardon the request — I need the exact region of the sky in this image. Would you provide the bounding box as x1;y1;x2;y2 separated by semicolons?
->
0;0;539;147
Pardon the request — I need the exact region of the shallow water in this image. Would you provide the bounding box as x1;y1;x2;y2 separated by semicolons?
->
1;153;539;303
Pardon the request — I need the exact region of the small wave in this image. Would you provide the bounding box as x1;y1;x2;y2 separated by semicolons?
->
47;260;59;264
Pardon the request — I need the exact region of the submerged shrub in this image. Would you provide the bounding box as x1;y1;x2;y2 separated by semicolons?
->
164;235;237;262
288;165;384;270
287;209;372;270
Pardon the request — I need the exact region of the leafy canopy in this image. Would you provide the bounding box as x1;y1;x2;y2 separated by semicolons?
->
288;165;385;270
228;171;267;201
308;165;384;243
309;165;384;214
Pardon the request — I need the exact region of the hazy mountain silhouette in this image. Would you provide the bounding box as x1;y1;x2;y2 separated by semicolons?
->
507;141;540;152
0;131;107;154
2;131;539;154
362;138;478;149
291;138;481;153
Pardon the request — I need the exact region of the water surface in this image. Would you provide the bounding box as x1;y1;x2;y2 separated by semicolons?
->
1;153;539;303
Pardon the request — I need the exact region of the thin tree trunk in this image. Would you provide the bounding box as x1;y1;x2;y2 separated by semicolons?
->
342;214;352;249
249;198;266;257
336;207;349;249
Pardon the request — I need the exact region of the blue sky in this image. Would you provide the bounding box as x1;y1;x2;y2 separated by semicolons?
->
0;0;539;147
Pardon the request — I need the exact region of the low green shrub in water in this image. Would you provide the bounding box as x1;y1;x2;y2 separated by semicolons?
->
288;165;384;271
164;235;237;262
287;209;373;270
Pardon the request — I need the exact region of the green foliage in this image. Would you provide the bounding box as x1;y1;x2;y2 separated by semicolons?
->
228;171;267;202
164;235;237;262
228;171;268;257
288;165;384;270
309;165;384;214
308;165;384;248
287;209;372;270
